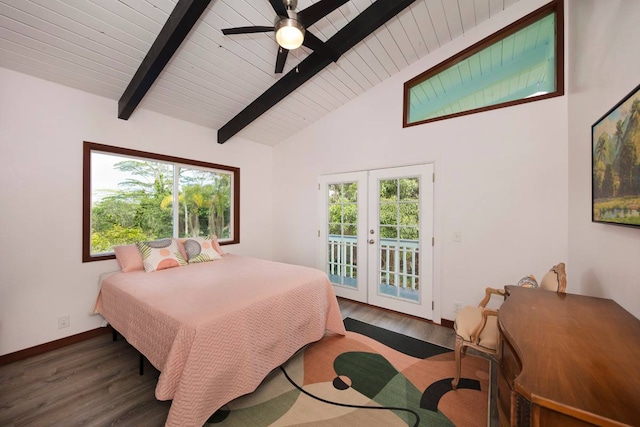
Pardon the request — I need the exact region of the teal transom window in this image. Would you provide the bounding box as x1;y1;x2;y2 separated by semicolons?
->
404;0;563;127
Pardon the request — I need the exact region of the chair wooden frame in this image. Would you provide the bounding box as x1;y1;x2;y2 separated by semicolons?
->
452;286;505;389
547;262;567;293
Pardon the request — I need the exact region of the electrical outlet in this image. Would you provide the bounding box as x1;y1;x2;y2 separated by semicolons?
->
58;315;70;329
454;302;462;313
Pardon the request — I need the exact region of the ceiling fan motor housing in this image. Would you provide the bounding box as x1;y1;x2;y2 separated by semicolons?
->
274;3;305;50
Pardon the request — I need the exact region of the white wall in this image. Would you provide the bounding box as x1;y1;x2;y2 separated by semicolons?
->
10;0;638;357
0;67;273;356
567;0;640;317
272;0;568;322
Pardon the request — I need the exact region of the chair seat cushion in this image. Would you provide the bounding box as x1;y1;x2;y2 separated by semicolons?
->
454;306;499;350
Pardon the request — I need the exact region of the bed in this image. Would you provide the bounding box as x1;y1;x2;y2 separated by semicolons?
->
94;254;345;427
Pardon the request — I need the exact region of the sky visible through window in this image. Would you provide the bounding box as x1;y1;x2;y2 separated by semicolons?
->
91;152;141;202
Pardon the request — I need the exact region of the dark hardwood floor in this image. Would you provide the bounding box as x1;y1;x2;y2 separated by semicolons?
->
338;298;456;348
0;299;494;427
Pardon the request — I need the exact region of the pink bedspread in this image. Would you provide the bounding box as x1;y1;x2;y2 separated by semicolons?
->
94;254;345;427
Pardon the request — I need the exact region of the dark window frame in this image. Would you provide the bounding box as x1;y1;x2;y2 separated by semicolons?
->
403;0;564;128
82;141;240;263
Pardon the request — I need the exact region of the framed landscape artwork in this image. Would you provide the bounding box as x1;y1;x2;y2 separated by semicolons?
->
592;83;640;228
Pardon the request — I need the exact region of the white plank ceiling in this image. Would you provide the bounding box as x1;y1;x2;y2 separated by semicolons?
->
0;0;521;146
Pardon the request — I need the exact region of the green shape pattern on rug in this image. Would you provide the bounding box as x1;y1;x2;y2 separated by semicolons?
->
335;351;452;427
334;351;397;399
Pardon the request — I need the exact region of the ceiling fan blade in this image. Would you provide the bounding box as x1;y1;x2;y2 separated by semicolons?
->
275;47;289;74
302;31;340;62
269;0;288;17
298;0;349;27
222;26;275;35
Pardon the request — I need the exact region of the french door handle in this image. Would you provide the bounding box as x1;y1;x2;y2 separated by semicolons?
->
369;239;375;244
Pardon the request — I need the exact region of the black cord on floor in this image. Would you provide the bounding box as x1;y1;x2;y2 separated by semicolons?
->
279;366;420;427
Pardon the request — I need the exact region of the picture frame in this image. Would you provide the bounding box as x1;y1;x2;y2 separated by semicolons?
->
592;83;640;228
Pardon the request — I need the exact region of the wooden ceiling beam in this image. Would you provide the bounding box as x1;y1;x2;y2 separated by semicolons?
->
217;0;418;144
118;0;213;120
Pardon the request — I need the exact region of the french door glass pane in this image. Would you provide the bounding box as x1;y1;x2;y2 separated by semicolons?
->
399;177;419;200
379;226;398;238
400;202;419;226
327;182;358;288
344;182;358;202
378;177;420;302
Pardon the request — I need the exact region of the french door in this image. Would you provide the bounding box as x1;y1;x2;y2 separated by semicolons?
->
318;164;434;319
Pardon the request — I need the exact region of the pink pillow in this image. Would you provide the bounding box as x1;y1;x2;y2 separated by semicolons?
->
114;244;144;272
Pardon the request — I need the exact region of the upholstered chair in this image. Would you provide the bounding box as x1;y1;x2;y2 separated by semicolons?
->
451;286;505;389
451;262;568;389
538;262;567;293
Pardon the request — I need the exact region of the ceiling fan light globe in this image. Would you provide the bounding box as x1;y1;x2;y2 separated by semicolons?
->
275;19;305;50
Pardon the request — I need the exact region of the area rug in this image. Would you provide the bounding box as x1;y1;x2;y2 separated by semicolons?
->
206;318;490;426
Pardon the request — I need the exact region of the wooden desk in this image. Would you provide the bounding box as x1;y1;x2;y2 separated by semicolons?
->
497;286;640;426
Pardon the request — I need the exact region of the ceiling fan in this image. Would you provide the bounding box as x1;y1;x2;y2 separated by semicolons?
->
222;0;347;73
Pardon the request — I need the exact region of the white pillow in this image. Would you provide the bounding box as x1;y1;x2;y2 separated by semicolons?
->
136;238;185;272
182;236;223;264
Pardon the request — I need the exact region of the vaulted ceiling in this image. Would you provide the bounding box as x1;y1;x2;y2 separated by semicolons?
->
0;0;522;146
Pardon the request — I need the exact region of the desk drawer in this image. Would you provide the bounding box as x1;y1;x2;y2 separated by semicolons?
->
499;335;521;385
